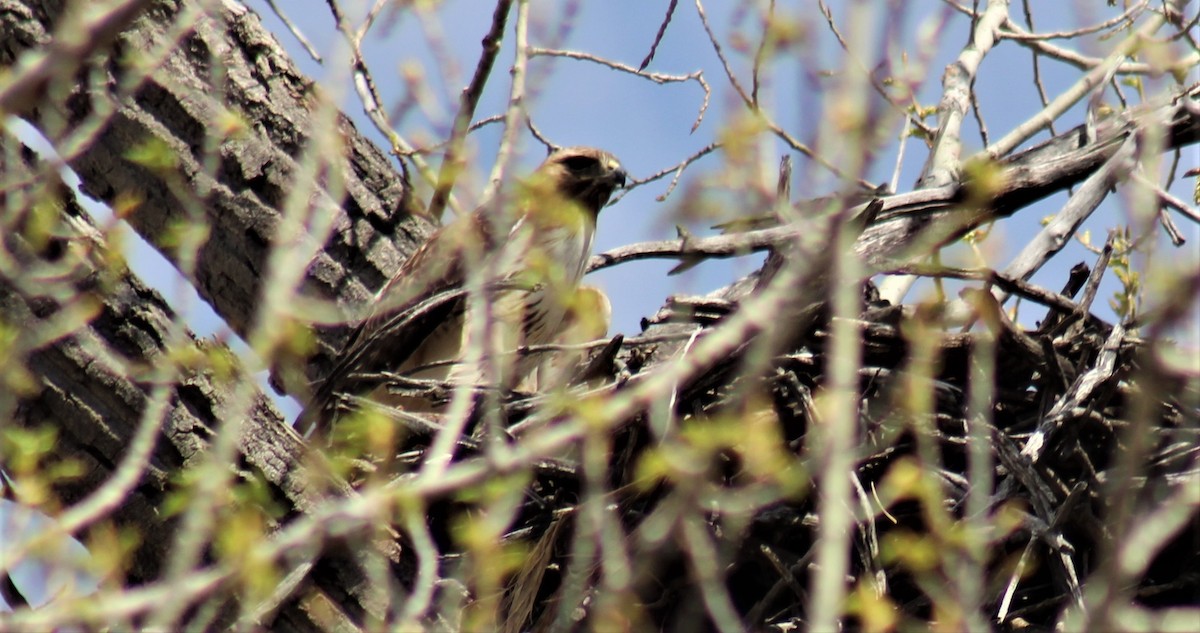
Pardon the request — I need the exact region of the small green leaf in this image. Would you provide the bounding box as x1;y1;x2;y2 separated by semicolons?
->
125;136;179;173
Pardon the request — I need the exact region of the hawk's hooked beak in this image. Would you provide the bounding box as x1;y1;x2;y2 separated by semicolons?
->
598;156;628;189
611;167;629;189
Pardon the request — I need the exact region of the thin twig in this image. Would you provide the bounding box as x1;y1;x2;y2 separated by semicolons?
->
477;0;531;214
1002;1;1147;41
325;1;445;209
264;0;323;62
816;0;936;139
750;0;776;106
648;142;719;202
892;264;1111;325
984;0;1185;159
943;1;1182;75
1021;0;1057;138
1132;170;1200;226
426;0;515;220
693;0;753;105
697;0;875;188
639;0;680;71
529;47;710;132
525;116;558;153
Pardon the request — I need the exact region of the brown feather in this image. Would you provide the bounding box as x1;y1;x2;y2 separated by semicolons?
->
298;147;626;437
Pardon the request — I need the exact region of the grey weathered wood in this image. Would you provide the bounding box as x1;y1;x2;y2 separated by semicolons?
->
0;87;397;633
1;0;432;624
0;0;431;397
588;95;1199;278
627;93;1198;375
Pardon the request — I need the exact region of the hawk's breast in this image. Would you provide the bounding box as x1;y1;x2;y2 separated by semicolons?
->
519;216;595;347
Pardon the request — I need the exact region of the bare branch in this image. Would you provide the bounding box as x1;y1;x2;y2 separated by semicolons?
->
427;0;514;220
264;0;324;62
639;0;680;71
985;0;1188;159
528;46;711;132
918;0;1008;188
999;136;1135;285
478;0;532;213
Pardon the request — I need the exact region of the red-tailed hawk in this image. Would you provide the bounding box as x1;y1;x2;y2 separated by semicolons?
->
299;147;627;437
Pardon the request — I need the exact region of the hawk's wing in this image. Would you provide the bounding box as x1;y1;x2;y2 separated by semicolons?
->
298;146;626;437
298;215;488;436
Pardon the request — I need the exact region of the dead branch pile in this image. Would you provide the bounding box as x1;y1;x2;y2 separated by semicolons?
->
475;268;1200;631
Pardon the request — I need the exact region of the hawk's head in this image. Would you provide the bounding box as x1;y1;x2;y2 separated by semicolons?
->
535;146;628;217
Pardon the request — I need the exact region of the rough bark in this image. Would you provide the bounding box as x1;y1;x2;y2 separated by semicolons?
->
2;2;428;621
0;0;430;392
0;135;405;630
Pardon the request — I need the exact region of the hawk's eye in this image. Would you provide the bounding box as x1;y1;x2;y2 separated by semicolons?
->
561;155;597;173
